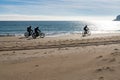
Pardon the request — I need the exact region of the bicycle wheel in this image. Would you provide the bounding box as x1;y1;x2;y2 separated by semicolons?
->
82;31;86;37
32;33;37;39
40;33;45;38
24;32;29;38
87;30;91;36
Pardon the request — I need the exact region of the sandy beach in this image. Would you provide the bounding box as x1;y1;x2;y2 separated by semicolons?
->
0;33;120;80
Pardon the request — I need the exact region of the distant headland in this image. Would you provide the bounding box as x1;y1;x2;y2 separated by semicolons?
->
114;15;120;21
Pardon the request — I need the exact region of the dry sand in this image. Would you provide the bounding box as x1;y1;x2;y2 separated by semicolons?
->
0;33;120;80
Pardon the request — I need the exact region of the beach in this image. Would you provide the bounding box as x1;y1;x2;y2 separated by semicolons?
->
0;33;120;80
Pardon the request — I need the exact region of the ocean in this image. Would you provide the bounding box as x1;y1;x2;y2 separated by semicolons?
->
0;21;120;37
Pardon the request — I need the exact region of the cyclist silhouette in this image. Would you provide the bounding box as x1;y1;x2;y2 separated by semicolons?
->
34;27;41;36
83;25;89;34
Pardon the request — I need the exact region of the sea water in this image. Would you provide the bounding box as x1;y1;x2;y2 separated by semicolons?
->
0;21;120;37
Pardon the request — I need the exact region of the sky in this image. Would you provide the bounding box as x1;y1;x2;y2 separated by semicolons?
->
0;0;120;20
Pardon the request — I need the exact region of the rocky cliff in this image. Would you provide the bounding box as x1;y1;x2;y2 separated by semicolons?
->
114;15;120;21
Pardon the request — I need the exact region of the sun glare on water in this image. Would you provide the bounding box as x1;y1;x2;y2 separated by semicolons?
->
87;20;120;33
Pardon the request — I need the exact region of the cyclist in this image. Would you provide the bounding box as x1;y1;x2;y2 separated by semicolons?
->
27;26;33;36
83;25;89;34
34;27;41;36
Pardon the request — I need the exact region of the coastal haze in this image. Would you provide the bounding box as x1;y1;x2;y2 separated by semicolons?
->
0;0;120;80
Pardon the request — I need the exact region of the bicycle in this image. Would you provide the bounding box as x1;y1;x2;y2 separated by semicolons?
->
82;30;91;37
24;31;33;38
32;32;45;39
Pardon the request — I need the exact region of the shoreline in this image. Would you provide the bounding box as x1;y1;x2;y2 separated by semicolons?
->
0;33;120;51
0;31;120;37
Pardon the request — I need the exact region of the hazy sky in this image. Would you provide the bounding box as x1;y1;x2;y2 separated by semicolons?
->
0;0;120;20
